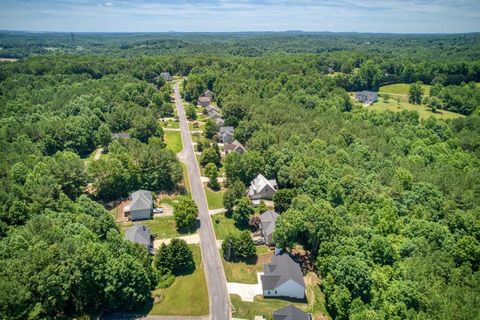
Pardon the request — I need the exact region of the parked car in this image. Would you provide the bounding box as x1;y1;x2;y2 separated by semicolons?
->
153;207;164;214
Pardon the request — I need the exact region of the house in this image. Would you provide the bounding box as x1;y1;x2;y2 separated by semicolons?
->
224;140;246;154
203;89;214;100
261;254;306;299
206;104;221;113
111;132;130;139
125;190;153;221
273;305;310;320
249;174;278;200
207;109;223;120
124;224;154;253
198;96;211;107
355;91;378;105
160;72;172;81
219;126;234;143
259;210;279;246
215;117;225;127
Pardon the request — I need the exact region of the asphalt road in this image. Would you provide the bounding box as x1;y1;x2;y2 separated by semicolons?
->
173;82;231;320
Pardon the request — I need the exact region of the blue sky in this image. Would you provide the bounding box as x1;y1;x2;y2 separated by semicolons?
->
0;0;479;33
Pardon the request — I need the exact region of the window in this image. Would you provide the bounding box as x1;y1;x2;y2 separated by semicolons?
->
267;291;270;294
275;290;277;294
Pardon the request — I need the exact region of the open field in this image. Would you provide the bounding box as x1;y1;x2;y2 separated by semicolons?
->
160;120;180;129
164;130;183;153
379;83;431;96
149;245;209;316
223;246;272;283
118;216;181;239
367;100;464;120
205;186;225;210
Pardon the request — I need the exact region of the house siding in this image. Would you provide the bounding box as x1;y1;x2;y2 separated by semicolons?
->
130;208;152;221
263;279;305;299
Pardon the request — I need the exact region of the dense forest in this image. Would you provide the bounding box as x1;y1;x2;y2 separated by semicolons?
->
0;32;479;319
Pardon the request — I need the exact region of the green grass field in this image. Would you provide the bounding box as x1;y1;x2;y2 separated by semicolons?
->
160;120;180;129
205;186;225;210
223;246;271;283
119;216;180;239
181;163;190;193
149;245;209;316
188;121;205;131
164;130;183;154
379;83;431;96
212;213;238;240
368;100;463;120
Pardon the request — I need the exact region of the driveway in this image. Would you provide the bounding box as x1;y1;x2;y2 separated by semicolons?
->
227;273;263;302
173;82;230;320
154;233;200;248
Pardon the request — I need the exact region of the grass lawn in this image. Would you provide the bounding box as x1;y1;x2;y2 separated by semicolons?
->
212;213;239;240
164;130;183;154
223;246;272;284
231;295;309;320
189;121;205;131
205;186;225;210
367;100;463;120
119;216;181;239
379;83;431;96
181;163;191;193
160;120;180;129
149;245;209;316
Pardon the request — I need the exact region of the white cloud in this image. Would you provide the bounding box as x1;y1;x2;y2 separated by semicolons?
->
104;2;113;6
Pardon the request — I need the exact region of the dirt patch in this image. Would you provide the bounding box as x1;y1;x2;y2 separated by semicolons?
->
291;245;315;273
256;250;273;265
112;199;130;222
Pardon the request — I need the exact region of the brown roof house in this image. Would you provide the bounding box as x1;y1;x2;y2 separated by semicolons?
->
259;210;280;246
198;96;211;107
249;174;278;200
261;254;306;299
273;305;310;320
224;140;246;154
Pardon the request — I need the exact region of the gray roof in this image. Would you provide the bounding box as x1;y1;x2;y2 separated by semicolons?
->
125;224;151;247
273;305;309;320
261;254;305;291
259;210;279;239
198;96;211;103
249;174;277;195
355;91;378;103
215;118;225;126
111;132;130;139
207;109;222;119
206;105;220;113
219;126;234;135
130;190;153;212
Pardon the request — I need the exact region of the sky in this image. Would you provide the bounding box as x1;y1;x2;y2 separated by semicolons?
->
0;0;479;33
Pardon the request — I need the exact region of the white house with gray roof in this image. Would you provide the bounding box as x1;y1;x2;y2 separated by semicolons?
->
124;224;153;254
261;254;306;299
219;126;234;143
273;305;310;320
259;210;280;246
126;190;153;221
249;174;278;200
355;91;378;105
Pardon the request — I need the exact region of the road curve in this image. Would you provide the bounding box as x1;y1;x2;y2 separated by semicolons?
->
173;82;230;320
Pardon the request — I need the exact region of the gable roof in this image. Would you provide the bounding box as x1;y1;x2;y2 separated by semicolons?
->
207;109;222;119
124;224;151;247
198;96;211;103
224;140;246;153
215;118;225;126
251;174;277;193
261;254;305;290
273;305;309;320
130;190;153;212
259;210;279;239
219;126;234;135
111;132;130;139
204;89;214;99
206;105;221;113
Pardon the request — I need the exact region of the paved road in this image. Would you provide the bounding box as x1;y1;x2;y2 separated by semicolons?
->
173;82;231;320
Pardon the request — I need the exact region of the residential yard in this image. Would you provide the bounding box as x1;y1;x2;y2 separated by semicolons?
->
212;213;239;240
230;272;329;320
223;246;272;284
188;121;205;131
118;216;181;239
379;83;431;96
149;245;209;316
204;186;225;210
164;130;183;153
367;100;464;120
159;120;180;129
